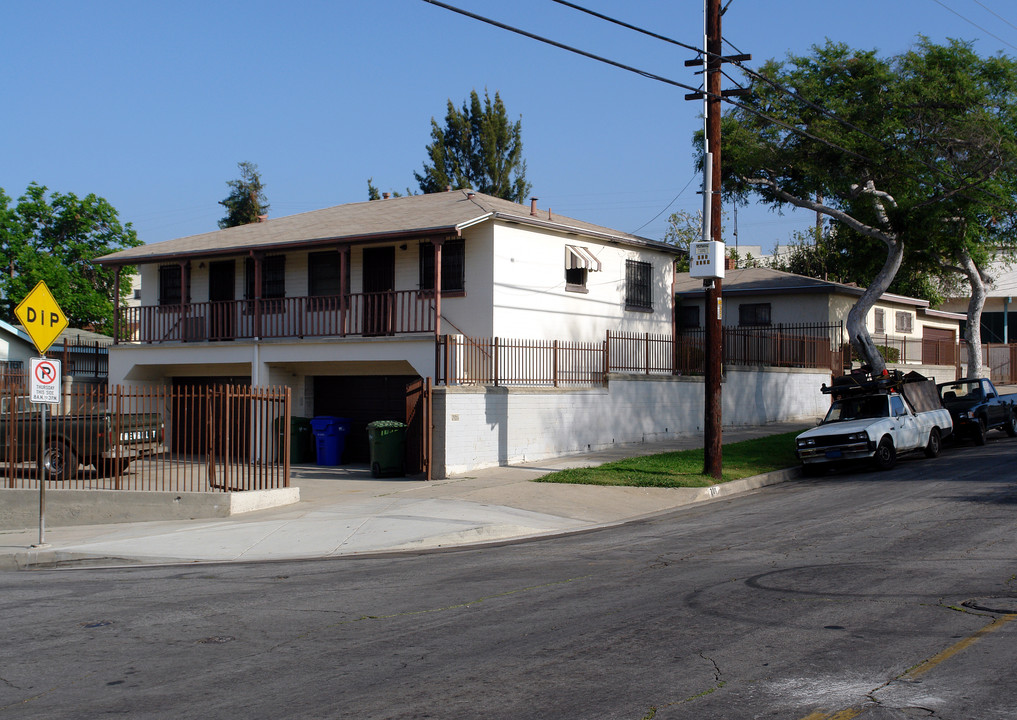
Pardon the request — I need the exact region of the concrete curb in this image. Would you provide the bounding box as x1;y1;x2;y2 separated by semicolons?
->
1;465;802;571
0;487;301;532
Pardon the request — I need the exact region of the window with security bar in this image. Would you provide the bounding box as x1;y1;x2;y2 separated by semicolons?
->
625;260;653;311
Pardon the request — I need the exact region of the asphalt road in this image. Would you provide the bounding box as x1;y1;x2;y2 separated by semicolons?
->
2;434;1017;719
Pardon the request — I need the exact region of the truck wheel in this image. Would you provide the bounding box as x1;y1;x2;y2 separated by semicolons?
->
1006;412;1017;438
923;428;942;458
872;438;896;471
42;442;77;482
974;418;987;446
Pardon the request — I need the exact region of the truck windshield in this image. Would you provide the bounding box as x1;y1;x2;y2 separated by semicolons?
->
825;396;889;423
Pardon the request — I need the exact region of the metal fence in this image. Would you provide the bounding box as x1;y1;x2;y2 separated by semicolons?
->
0;382;290;492
437;324;844;386
861;333;959;367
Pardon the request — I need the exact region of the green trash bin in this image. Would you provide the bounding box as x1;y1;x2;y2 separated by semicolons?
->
278;417;314;464
366;420;407;477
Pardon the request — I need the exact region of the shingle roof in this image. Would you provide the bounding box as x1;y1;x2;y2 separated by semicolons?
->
675;266;857;296
98;189;679;265
675;266;942;309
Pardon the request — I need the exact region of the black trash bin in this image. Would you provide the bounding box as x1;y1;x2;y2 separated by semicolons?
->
311;416;351;466
366;420;407;477
280;416;314;464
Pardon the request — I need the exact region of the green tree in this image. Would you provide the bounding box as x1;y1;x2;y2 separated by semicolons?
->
218;161;269;229
0;183;141;333
414;90;531;203
715;38;1017;372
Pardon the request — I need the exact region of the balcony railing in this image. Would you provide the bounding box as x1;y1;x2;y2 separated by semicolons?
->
118;291;436;344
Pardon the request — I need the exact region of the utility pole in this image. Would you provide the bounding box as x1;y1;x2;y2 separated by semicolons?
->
685;0;749;479
703;0;723;478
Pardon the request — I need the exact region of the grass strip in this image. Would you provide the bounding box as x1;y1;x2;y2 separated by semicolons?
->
533;430;803;488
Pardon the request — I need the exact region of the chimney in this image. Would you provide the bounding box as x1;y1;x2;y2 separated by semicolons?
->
725;255;737;270
530;197;539;216
382;192;390;199
257;214;268;223
466;191;475;199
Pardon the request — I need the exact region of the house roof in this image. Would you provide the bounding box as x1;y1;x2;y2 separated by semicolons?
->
676;266;937;309
97;189;681;265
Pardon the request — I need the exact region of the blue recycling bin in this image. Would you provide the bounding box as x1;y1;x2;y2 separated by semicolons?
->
310;416;351;466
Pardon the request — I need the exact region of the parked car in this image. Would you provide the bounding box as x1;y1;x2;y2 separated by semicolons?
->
796;370;953;474
936;377;1017;445
0;395;166;481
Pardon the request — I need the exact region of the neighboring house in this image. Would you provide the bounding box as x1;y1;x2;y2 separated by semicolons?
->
674;267;965;370
939;259;1017;344
0;321;110;378
96;190;690;474
0;320;37;372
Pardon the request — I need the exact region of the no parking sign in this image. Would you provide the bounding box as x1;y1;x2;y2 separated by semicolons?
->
30;357;61;404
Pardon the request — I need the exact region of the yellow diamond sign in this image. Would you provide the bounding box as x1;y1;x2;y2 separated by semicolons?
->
15;281;69;355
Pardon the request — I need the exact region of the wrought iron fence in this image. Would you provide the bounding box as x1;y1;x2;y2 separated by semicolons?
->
0;382;290;492
859;333;959;367
437;323;845;386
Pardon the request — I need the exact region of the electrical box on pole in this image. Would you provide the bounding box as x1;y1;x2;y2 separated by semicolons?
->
690;241;726;280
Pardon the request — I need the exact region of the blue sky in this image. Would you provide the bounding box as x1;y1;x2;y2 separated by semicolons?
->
3;1;1017;254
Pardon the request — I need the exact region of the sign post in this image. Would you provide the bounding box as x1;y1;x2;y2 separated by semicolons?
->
15;282;69;547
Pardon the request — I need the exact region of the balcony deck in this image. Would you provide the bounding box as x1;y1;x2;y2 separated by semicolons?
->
118;291;435;344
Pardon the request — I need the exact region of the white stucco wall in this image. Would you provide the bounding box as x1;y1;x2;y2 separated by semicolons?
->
432;367;830;476
490;223;676;342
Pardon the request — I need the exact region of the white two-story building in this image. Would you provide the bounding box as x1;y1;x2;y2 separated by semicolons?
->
98;190;685;475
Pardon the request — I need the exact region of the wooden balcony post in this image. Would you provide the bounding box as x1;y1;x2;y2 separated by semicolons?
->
113;267;121;344
339;245;349;337
179;260;191;342
252;251;263;340
432;238;444;339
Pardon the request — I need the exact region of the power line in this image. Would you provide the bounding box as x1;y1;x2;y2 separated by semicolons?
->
971;0;1017;32
423;0;1017;218
629;171;699;236
420;1;882;166
550;0;1017;214
929;0;1017;52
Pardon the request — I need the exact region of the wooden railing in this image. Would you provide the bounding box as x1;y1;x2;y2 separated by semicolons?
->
118;290;435;343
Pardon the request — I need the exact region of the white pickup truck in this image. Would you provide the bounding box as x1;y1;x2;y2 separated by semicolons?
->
796;371;953;474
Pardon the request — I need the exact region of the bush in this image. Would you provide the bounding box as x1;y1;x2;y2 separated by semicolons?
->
851;344;900;364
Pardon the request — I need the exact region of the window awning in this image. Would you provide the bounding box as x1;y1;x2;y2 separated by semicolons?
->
566;245;602;272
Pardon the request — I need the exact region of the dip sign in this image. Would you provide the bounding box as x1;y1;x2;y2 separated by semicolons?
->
14;281;69;547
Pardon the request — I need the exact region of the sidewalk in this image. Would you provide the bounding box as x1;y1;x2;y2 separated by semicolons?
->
0;422;809;571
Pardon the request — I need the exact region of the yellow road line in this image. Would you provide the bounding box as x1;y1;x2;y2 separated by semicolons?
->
798;613;1017;720
903;613;1017;680
799;710;861;720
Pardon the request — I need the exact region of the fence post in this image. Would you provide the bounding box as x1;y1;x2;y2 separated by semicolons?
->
645;333;650;375
494;337;500;387
553;340;559;387
604;330;611;377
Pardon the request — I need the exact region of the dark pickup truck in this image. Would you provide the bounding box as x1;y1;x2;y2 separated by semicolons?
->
936;377;1017;444
0;396;166;481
